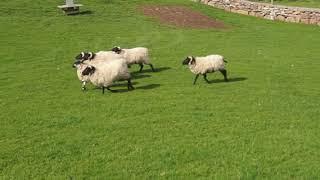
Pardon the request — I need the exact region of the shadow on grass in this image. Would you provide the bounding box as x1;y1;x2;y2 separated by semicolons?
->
132;66;171;74
92;83;160;93
91;82;138;90
208;77;247;84
132;74;151;80
112;81;139;87
135;84;160;90
68;10;93;16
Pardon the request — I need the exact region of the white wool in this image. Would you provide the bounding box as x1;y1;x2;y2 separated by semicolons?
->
80;51;121;68
93;51;122;62
86;58;131;88
119;47;151;65
188;55;226;74
74;51;122;89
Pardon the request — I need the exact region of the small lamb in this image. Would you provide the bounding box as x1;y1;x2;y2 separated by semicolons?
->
111;46;155;72
182;55;228;85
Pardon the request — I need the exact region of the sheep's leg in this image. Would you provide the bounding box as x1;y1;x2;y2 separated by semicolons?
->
203;74;209;83
193;74;200;85
102;87;105;94
149;64;155;72
139;63;144;72
81;81;86;90
127;79;134;90
219;69;228;82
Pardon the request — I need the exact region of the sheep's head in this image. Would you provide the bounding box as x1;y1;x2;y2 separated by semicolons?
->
82;66;96;76
75;52;94;61
72;60;82;68
182;56;195;65
111;46;122;54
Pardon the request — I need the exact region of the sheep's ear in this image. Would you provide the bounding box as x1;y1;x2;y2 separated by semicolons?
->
83;53;91;60
112;46;121;54
88;52;93;59
111;47;117;52
75;52;84;60
190;57;196;65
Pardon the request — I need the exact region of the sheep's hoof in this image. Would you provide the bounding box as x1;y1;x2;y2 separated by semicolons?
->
82;87;86;91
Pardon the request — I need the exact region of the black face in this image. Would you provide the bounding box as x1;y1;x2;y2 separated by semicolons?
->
111;47;121;54
75;52;93;61
182;56;195;65
72;60;82;68
82;66;96;76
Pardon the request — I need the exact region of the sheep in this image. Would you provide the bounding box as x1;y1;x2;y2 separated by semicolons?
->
74;51;121;62
73;60;91;90
111;46;155;72
72;51;121;90
80;59;134;94
182;55;228;85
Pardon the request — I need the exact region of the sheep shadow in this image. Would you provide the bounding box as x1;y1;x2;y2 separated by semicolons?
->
111;81;139;87
208;77;247;84
68;10;93;16
132;74;151;80
100;83;160;93
135;84;160;90
132;66;171;74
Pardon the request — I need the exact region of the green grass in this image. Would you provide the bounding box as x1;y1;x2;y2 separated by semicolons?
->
1;0;320;178
250;0;320;8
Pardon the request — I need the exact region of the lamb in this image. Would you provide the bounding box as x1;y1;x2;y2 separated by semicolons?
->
111;46;155;72
182;55;228;85
80;59;134;94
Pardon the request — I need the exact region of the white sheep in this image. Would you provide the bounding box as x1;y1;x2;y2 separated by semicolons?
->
80;59;134;94
111;46;155;72
182;55;228;85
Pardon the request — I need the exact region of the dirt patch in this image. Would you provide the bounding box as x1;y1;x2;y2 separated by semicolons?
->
139;5;226;29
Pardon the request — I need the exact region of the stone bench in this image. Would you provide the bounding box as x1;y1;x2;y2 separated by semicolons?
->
58;0;83;15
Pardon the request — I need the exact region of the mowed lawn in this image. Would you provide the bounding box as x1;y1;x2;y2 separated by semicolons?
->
0;0;320;178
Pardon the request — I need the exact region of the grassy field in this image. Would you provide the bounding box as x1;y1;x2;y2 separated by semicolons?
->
250;0;320;8
1;0;320;178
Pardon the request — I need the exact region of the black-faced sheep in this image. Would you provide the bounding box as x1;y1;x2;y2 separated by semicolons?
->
80;59;134;94
74;51;121;62
72;51;122;90
111;46;155;72
182;55;228;85
73;61;91;90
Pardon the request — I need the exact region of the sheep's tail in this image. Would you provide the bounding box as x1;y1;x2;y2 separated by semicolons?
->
223;58;228;63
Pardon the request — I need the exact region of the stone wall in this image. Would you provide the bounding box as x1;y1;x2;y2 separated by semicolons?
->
197;0;320;25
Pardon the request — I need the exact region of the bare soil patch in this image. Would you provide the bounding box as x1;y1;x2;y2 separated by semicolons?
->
139;5;226;29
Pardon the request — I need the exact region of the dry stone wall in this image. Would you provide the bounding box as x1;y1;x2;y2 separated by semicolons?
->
197;0;320;25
